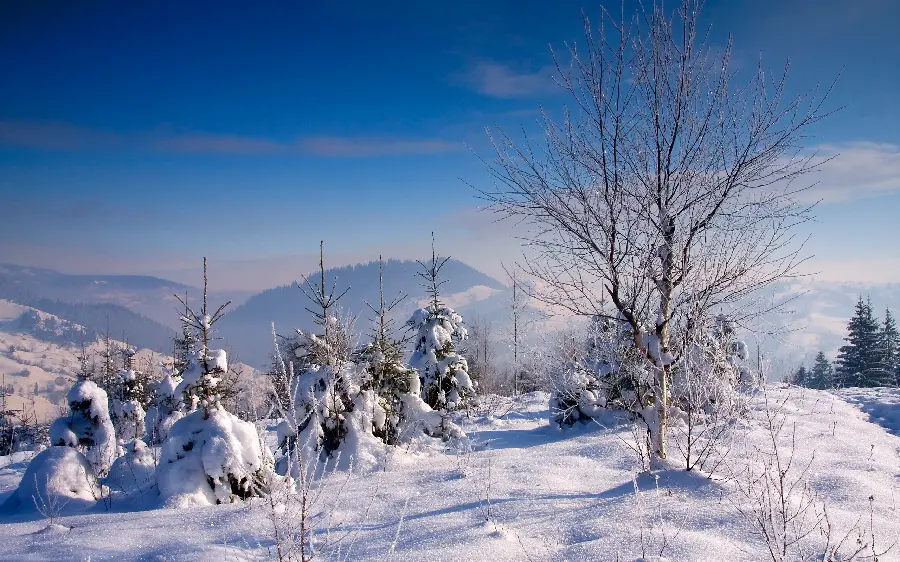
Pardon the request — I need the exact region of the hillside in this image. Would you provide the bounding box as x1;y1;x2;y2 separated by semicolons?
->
0;386;897;560
0;300;167;420
218;258;506;367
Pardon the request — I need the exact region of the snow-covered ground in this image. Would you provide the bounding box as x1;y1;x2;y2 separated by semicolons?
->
832;387;900;437
0;386;898;561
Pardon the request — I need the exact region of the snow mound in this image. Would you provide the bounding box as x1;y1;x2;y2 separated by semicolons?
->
156;408;272;507
2;446;101;513
106;439;156;495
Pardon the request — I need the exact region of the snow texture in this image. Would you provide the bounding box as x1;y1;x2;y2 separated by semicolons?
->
832;387;900;436
0;386;897;561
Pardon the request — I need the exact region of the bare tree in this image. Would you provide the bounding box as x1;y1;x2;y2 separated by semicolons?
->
501;264;538;395
465;314;496;392
477;0;835;459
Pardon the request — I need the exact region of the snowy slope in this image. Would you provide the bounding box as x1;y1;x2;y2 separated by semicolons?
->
832;387;900;437
0;386;896;561
0;300;166;421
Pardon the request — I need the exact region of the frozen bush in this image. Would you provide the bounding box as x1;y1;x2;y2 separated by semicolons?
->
145;372;184;444
49;380;116;476
105;438;156;495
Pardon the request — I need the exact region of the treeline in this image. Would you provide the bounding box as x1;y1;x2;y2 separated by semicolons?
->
789;296;899;389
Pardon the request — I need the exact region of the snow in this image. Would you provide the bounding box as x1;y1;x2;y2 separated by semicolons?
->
1;446;102;514
0;386;897;561
831;387;900;436
156;408;272;507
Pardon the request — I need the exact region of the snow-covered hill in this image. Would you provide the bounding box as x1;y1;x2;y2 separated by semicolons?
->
217;258;506;368
0;386;896;561
0;300;170;421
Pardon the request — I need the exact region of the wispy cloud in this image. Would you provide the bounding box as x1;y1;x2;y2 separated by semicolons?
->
150;132;284;155
297;136;460;157
0;120;121;151
458;60;559;99
804;142;900;203
0;120;461;158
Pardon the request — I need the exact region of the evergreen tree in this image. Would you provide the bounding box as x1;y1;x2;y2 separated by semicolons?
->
835;297;881;387
791;365;808;387
173;258;232;415
875;308;899;387
75;340;95;382
97;329;119;393
408;234;475;412
173;294;197;375
807;351;834;390
276;241;359;460
356;256;421;445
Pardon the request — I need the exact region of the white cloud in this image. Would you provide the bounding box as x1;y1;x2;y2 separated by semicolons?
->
459;60;559;99
802;142;900;203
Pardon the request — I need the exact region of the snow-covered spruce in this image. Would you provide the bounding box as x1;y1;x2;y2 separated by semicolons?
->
1;446;104;513
156;408;273;507
144;371;184;444
356;341;464;444
549;316;652;427
155;349;274;507
273;321;372;472
49;380;117;476
408;304;475;412
111;369;147;444
175;348;227;413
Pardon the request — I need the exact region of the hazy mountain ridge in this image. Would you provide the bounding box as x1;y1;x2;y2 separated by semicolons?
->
0;269;178;353
218;258;507;367
2;262;896;373
0;264;251;330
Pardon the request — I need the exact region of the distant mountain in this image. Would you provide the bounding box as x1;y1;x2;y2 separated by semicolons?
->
0;300;155;418
0;263;251;329
218;258;506;367
19;298;177;353
0;266;178;353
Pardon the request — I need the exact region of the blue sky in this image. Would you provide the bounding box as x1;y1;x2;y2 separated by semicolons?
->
0;0;898;289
